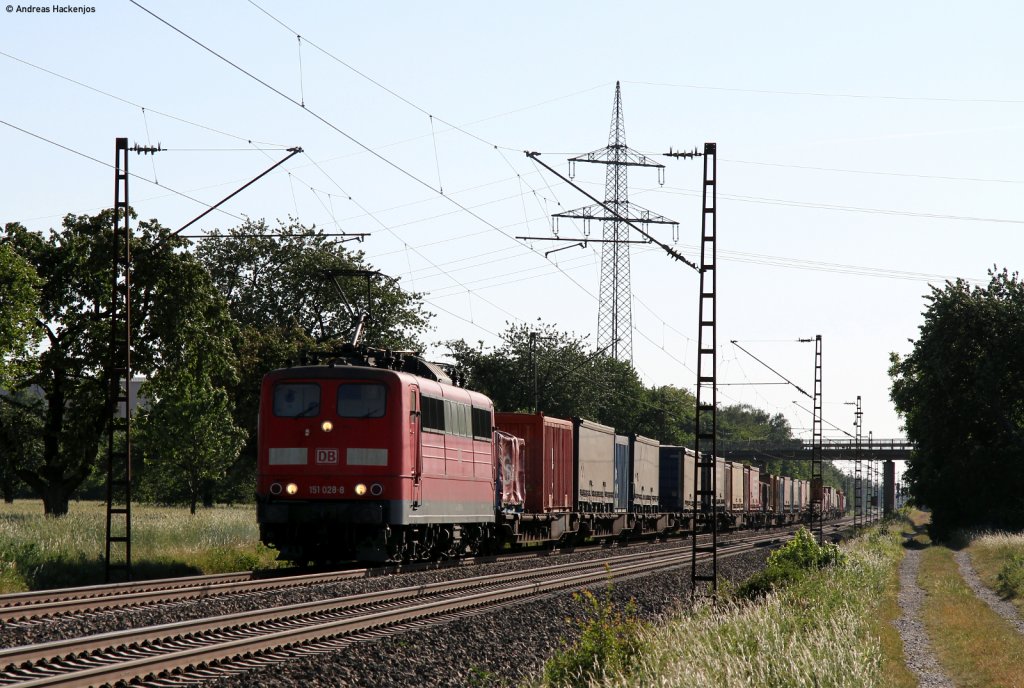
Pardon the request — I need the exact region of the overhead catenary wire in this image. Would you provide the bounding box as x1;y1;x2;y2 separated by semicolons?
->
0;118;248;225
722;158;1024;185
730;340;813;399
624;79;1024;105
0;49;286;147
651;183;1024;226
131;0;607;323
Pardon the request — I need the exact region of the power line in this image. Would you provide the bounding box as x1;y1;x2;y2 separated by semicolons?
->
651;184;1024;226
722;158;1024;185
0;49;286;147
295;151;524;325
730;340;813;399
131;0;605;318
624;79;1024;105
132;1;618;332
247;0;609;152
0;118;247;225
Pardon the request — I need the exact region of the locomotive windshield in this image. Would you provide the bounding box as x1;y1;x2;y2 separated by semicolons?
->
337;383;387;418
273;383;321;417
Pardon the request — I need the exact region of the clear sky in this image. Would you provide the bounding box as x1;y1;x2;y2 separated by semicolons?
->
3;1;1021;451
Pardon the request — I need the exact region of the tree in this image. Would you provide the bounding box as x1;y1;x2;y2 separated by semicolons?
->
0;242;41;388
717;404;796;446
136;354;246;514
193;218;433;485
194;218;430;348
889;268;1024;538
2;213;235;515
0;390;42;502
444;322;662;435
635;385;695;447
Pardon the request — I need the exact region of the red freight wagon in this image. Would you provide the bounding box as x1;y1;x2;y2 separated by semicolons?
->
494;413;573;514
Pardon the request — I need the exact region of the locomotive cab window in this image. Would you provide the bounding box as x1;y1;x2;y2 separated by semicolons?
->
337;383;387;418
273;383;321;418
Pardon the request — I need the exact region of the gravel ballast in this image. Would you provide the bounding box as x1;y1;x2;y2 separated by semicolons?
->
204;547;771;688
1;541;771;687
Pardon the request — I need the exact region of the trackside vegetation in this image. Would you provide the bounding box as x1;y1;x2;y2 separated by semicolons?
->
969;532;1024;606
537;524;909;688
0;501;278;592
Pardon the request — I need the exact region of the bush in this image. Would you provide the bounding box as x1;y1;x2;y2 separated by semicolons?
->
739;527;847;599
542;584;647;687
997;552;1024;599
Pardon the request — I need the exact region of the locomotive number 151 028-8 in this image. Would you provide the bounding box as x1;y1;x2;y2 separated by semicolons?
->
309;485;344;495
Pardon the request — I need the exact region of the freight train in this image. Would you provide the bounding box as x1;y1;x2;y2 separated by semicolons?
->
256;347;845;563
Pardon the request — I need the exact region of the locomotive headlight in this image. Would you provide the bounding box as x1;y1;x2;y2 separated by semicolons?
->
321;420;333;433
354;483;368;496
370;483;383;496
285;482;299;495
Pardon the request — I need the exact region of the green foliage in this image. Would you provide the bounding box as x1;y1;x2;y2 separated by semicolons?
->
716;404;797;446
136;358;247;513
889;267;1024;539
0;391;43;501
193;218;432;481
767;527;847;569
1;213;235;515
0;240;41;387
193;218;430;349
445;322;694;437
610;527;899;687
996;552;1024;599
542;584;647;687
739;527;847;599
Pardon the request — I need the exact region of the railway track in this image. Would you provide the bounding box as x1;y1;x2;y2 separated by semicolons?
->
0;522;849;688
0;519;843;625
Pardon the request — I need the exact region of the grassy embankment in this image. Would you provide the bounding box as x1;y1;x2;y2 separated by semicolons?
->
0;500;279;593
535;517;919;688
914;526;1024;688
969;531;1024;615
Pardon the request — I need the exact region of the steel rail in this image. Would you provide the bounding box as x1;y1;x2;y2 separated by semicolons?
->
0;522;850;687
0;518;827;623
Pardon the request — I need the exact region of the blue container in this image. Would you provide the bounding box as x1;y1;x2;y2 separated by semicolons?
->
659;446;685;512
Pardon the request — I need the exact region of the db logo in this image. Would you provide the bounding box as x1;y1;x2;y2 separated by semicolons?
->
315;448;339;464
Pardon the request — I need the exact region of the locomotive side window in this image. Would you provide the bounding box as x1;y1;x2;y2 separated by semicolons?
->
419;395;484;438
443;400;457;435
471;407;492;440
421;395;445;432
337;383;387;418
273;383;321;417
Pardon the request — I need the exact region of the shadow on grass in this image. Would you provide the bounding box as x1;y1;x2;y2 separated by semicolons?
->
23;557;203;590
902;522;933;550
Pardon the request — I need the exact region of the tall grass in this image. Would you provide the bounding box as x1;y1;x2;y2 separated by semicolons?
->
969;532;1024;602
0;501;279;592
540;525;907;688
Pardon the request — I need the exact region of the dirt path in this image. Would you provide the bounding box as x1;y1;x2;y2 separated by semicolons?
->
893;544;954;688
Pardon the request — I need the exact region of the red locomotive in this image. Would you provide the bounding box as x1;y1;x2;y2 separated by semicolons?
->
257;346;499;563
